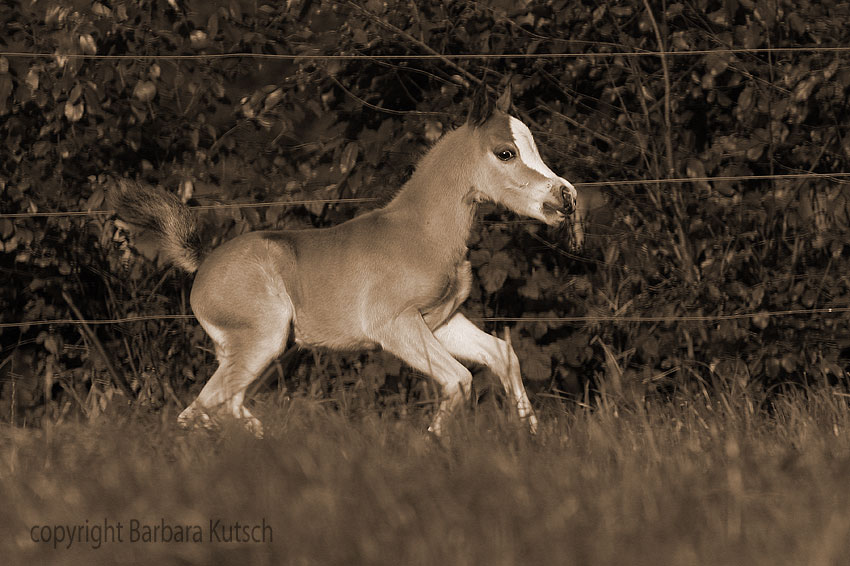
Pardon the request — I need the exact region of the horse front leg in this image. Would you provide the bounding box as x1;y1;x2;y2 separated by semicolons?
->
432;312;538;433
374;310;473;436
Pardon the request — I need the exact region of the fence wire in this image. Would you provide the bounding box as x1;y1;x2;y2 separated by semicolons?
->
3;307;849;330
3;172;850;220
5;45;850;60
3;175;850;328
4;45;850;331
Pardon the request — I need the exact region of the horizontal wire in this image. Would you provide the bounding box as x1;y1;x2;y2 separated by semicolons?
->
191;197;377;210
0;314;195;328
4;49;848;329
0;198;378;219
575;171;850;187
479;307;850;323
4;45;850;60
4;307;849;329
2;172;847;220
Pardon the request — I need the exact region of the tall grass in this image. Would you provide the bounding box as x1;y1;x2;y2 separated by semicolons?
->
2;387;850;566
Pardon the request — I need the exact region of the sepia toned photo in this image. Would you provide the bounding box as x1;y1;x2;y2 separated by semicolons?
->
2;1;850;564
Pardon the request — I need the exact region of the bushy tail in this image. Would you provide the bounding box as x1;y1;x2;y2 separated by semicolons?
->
109;179;204;273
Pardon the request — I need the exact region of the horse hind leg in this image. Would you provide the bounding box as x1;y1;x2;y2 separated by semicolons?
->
179;308;291;437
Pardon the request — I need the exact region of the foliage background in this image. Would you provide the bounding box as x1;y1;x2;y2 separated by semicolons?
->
3;0;850;424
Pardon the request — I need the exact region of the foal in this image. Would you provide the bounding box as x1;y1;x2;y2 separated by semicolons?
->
112;88;577;437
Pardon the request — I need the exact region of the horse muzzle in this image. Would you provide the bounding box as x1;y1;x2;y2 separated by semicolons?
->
559;184;576;216
545;182;576;216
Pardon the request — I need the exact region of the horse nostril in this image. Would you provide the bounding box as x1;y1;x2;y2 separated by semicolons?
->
559;186;575;214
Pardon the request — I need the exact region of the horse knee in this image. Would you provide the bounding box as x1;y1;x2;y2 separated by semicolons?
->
443;368;473;401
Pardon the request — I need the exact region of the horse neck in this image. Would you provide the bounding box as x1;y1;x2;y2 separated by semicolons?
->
385;126;478;259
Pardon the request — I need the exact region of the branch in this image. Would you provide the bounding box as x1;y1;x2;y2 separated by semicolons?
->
62;290;134;399
329;76;447;116
346;1;482;88
641;0;675;177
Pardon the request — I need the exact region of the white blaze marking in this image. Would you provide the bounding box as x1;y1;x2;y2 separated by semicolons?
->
509;116;558;179
508;116;577;203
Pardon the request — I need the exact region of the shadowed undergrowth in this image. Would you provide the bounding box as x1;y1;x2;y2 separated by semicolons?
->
2;388;850;566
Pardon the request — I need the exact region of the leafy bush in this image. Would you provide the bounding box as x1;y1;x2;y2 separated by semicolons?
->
3;0;850;424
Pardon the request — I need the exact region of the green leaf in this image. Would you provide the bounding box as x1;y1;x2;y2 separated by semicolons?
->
518;268;556;300
0;219;13;239
0;75;12;114
479;261;508;294
339;142;359;175
133;80;157;102
515;337;551;381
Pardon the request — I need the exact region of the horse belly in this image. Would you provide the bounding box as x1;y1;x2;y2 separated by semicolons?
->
291;316;379;351
288;285;379;351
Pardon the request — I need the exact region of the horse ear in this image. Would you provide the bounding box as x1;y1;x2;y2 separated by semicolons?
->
495;83;512;113
466;84;493;128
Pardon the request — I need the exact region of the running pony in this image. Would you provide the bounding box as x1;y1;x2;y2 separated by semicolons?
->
112;87;577;437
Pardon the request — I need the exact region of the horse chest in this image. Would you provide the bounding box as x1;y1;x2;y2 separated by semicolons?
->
421;259;473;329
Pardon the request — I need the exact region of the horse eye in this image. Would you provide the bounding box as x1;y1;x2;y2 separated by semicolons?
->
495;149;516;161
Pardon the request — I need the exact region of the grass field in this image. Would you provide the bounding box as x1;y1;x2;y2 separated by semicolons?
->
2;386;850;566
